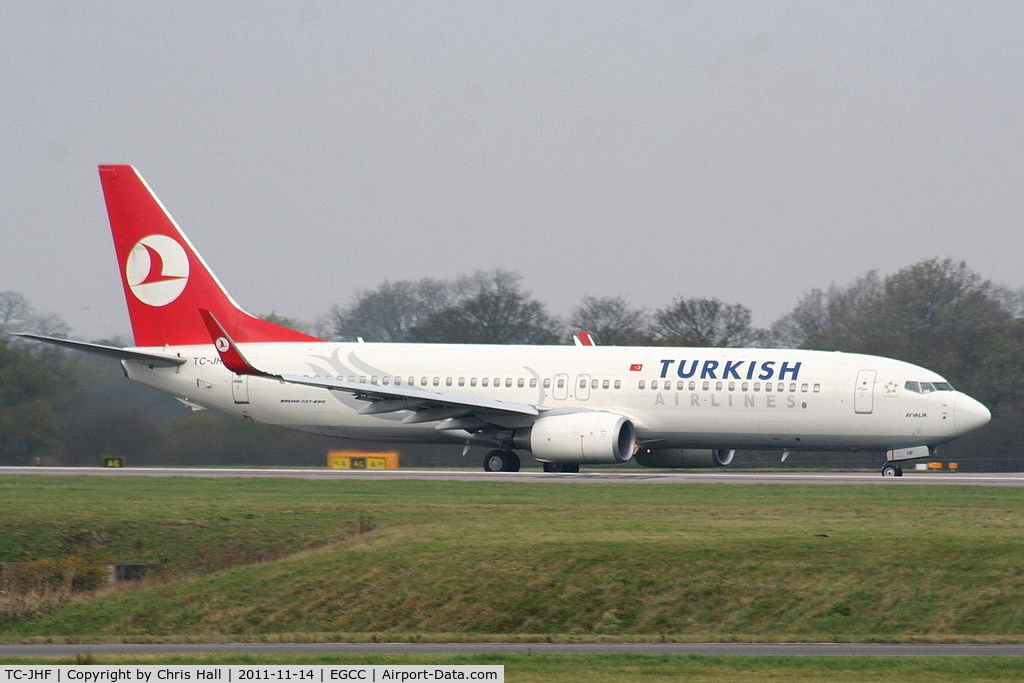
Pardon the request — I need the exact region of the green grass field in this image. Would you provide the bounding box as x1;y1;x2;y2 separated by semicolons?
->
2;653;1024;682
2;475;1023;640
1;475;1023;678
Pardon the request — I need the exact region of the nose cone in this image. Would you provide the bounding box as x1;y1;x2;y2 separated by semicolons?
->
956;393;991;434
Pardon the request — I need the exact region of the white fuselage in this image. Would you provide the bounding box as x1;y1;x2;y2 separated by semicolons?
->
122;342;990;453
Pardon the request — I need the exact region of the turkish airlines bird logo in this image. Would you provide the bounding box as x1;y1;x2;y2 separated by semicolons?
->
125;235;190;306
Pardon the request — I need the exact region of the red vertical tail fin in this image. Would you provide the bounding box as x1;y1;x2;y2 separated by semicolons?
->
99;165;321;346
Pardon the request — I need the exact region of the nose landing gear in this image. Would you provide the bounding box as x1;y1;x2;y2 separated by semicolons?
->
881;463;903;477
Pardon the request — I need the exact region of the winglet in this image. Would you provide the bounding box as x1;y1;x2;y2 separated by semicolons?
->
573;331;597;347
199;309;272;377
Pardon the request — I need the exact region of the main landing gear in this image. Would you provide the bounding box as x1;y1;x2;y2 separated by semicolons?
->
480;450;582;473
542;462;580;473
483;449;520;472
881;463;904;477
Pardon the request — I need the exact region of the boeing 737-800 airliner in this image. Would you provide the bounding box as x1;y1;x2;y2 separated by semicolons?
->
16;166;991;475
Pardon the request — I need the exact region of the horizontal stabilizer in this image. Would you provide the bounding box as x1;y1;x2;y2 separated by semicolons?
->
11;333;186;367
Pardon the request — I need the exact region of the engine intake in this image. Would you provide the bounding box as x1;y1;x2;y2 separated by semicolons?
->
634;448;736;469
515;412;635;464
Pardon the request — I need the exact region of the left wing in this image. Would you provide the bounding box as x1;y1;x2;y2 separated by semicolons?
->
199;310;540;427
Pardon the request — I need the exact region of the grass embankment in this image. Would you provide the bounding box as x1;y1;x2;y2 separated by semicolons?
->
1;475;1023;641
3;653;1024;682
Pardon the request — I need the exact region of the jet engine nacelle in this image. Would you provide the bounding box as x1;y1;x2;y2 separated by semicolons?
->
634;448;736;468
515;412;636;464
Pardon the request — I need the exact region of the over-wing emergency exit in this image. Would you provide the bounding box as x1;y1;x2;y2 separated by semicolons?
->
16;166;991;475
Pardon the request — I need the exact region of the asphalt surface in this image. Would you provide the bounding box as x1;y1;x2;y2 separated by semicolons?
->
3;466;1024;486
2;642;1024;657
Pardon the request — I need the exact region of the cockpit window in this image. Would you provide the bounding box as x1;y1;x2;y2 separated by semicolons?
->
905;381;954;394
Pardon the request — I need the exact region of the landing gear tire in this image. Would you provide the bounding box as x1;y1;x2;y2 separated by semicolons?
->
483;450;520;472
881;463;903;477
542;462;581;473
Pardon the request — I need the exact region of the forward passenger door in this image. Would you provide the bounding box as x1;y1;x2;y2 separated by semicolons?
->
854;369;876;414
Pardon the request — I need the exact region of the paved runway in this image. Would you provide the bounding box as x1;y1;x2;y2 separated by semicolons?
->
2;466;1023;486
2;642;1023;657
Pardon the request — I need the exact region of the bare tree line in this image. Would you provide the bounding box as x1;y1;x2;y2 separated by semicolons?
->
3;257;1023;468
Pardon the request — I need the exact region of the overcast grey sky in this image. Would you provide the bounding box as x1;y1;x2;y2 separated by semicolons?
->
3;1;1022;340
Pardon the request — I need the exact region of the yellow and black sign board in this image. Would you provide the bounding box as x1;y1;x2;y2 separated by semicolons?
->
103;457;125;468
327;450;399;470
